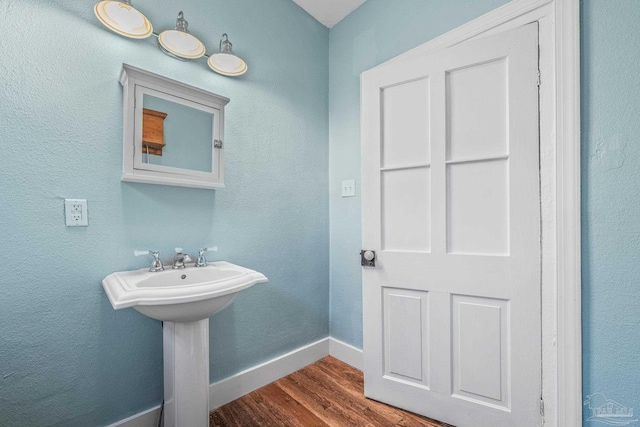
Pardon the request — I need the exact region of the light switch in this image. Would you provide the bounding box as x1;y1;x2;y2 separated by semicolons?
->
342;180;356;197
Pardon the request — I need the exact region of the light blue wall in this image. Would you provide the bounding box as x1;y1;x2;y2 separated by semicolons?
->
328;0;509;348
0;0;328;425
581;0;640;421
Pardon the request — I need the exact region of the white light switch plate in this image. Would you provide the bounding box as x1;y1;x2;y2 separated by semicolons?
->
342;180;356;197
64;199;88;227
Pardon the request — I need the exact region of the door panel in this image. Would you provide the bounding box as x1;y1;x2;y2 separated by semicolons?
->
452;295;509;407
362;24;540;427
447;158;509;255
381;168;431;252
382;78;431;168
446;59;508;160
383;287;430;387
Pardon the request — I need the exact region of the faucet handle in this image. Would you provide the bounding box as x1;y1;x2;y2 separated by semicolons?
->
134;250;164;272
195;246;217;267
135;249;159;258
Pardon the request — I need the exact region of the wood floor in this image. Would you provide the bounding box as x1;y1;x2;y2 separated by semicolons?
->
209;356;451;427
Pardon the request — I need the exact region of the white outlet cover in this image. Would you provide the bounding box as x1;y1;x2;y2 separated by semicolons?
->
342;180;356;197
64;199;88;227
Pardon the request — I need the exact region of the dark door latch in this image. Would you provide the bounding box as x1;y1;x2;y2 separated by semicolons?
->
360;250;376;267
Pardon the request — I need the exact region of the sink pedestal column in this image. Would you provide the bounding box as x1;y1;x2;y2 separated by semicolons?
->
163;320;210;427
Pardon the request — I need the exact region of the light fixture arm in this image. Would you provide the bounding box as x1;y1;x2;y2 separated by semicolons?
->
175;11;189;33
219;33;233;54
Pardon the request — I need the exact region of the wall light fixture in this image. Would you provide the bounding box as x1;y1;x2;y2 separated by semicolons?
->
158;12;206;60
94;0;153;39
208;34;248;76
94;1;247;76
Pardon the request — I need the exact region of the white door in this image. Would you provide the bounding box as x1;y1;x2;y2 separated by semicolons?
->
361;24;541;427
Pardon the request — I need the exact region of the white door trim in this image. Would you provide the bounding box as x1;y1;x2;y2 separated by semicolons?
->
360;1;581;426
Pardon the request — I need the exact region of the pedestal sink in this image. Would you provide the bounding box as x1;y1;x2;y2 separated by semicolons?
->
102;262;267;427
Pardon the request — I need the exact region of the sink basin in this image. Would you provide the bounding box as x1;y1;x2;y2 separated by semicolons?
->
102;260;267;427
102;261;267;322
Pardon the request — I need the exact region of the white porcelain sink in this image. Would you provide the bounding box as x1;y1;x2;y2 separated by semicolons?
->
102;261;267;427
102;261;267;322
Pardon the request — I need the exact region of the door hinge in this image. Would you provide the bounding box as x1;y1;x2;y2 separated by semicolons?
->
214;139;223;149
540;396;545;419
537;70;541;87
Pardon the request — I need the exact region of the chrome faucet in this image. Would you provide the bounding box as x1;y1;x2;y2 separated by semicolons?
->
135;250;165;272
195;246;218;267
172;247;192;269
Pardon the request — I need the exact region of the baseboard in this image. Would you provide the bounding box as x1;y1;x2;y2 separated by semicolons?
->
209;337;330;409
106;404;161;427
329;337;364;371
108;336;367;427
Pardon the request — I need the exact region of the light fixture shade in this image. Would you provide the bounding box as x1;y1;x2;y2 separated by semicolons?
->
158;12;206;60
208;54;248;76
207;34;248;76
94;0;153;39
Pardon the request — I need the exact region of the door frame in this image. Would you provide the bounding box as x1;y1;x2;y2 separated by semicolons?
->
360;0;581;426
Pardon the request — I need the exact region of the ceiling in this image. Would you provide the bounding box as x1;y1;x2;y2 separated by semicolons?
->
291;0;367;28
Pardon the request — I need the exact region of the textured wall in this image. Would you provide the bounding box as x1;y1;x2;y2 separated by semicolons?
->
0;1;328;425
327;0;509;348
581;0;640;420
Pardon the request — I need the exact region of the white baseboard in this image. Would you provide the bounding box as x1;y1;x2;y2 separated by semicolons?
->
106;404;161;427
108;337;330;427
209;337;329;409
329;337;364;371
107;336;365;427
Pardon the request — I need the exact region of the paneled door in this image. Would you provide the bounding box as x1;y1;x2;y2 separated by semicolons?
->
361;24;541;427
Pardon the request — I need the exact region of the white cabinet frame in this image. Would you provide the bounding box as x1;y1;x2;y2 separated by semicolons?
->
119;64;230;190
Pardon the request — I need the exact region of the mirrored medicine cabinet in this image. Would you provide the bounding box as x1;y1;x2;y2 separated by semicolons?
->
119;64;229;189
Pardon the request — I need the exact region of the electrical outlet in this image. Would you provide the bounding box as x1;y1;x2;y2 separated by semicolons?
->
341;180;356;197
64;199;88;227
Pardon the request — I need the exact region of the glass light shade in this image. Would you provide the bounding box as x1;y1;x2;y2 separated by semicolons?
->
208;54;248;76
158;31;206;59
94;0;153;39
207;34;247;76
158;12;206;60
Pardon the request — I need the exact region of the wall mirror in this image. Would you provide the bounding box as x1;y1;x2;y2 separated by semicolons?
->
120;64;229;189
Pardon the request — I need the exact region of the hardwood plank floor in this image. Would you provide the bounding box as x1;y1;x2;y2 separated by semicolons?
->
210;356;451;427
